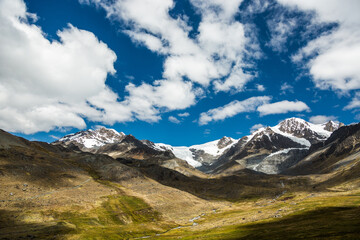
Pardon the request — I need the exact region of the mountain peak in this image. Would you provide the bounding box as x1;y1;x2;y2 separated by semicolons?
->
278;117;309;129
323;120;341;132
217;136;234;149
276;118;309;136
54;127;125;150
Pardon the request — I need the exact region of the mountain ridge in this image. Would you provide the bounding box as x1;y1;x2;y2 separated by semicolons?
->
52;117;342;174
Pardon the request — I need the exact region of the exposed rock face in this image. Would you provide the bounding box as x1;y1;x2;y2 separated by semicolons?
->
277;118;340;144
53;129;174;161
284;123;360;176
214;127;308;174
323;121;342;132
190;149;216;165
253;148;308;174
96;135;175;160
212;118;341;174
52;117;344;175
217;136;234;149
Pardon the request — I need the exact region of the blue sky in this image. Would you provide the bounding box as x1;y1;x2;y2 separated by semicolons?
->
1;0;360;146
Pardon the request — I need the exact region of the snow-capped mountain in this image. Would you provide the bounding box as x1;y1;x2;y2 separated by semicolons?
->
53;128;175;160
53;127;125;151
275;118;340;145
155;136;237;168
244;117;341;150
95;134;175;160
52;117;343;174
214;118;342;174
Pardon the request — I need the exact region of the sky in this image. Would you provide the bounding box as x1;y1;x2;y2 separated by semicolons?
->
0;0;360;146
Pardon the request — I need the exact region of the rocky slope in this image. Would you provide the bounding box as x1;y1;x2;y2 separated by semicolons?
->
212;118;342;174
53;128;175;161
54;128;238;170
52;118;342;175
159;118;341;174
284;122;360;178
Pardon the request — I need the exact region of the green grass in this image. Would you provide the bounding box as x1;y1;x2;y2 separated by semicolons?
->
46;194;175;239
3;191;360;239
156;192;360;240
174;206;360;240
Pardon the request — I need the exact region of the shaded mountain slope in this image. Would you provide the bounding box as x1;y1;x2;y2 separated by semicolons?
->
211;118;341;175
285;123;360;176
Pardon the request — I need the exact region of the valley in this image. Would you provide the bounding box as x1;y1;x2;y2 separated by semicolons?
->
1;118;360;239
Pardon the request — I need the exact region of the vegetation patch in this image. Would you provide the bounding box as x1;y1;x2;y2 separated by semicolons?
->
45;194;175;239
156;192;360;240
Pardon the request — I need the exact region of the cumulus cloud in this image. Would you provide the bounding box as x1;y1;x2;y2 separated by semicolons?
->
0;0;206;134
81;0;258;93
309;115;337;124
278;0;360;91
124;80;197;122
250;123;265;133
198;96;271;125
0;0;135;134
257;100;310;116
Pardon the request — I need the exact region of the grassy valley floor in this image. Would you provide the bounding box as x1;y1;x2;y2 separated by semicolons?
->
1;178;359;239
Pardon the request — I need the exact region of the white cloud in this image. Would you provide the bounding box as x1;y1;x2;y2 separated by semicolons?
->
257;100;310;116
267;14;297;52
250;123;265;133
76;0;262;132
213;64;254;92
81;0;258;93
178;112;190;117
199;97;312;125
278;0;360;91
124;30;167;54
124;80;197;122
280;82;294;94
245;0;270;14
344;92;360;110
198;96;271;125
0;0;137;134
256;84;266;92
309;115;337;124
168;116;181;124
0;0;208;134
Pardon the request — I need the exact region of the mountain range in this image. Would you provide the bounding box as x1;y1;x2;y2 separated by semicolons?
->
1;117;360;239
53;117;343;174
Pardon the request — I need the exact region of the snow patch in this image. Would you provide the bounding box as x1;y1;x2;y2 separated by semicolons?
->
266;148;308;158
271;125;311;147
155;137;238;168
